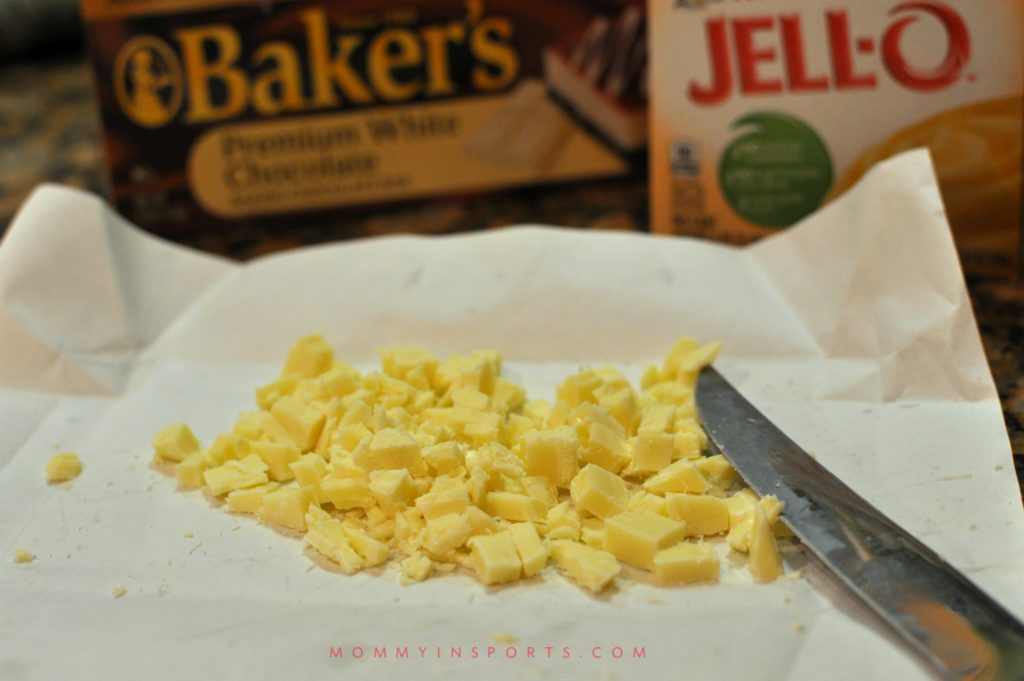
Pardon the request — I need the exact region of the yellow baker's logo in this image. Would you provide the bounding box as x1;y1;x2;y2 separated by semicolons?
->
114;36;183;128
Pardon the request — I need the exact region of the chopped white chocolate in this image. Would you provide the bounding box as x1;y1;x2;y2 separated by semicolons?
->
152;424;200;463
354;429;427;476
422;513;473;559
629;433;674;473
485;491;548;522
508;522;548;577
271;396;326;451
226;482;279;514
304;506;364;573
175;451;208;490
666;494;730;537
522;426;579;487
203;455;269;496
604;511;687;570
368;469;418;513
643;459;711;494
695;454;738;488
281;334;334;378
45;453;82;483
653;543;719;584
749;504;784;583
250;441;301;482
550;540;620;593
322;478;375;510
467;532;522;585
150;336;787;593
400;552;434;583
259;485;319;531
290;453;328;503
570;464;629;519
203;433;249;467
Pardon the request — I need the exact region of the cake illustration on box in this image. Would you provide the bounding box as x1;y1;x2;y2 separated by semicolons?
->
543;3;647;156
464;79;573;173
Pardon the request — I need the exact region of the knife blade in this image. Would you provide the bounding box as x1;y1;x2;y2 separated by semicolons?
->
695;366;1024;681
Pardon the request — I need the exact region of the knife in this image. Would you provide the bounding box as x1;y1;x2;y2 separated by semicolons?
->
695;366;1024;681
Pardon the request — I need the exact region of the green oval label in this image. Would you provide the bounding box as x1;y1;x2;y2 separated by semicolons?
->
718;112;833;228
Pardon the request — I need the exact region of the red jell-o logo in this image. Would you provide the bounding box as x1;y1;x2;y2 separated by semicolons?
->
688;1;971;106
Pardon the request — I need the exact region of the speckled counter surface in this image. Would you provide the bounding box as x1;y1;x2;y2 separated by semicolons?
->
2;55;1022;494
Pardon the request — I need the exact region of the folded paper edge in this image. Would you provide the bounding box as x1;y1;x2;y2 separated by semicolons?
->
0;184;237;396
745;149;997;404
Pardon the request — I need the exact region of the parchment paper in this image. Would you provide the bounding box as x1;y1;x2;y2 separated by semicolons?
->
1;150;1022;680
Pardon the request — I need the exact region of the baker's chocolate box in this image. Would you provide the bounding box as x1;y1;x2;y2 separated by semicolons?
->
81;0;646;238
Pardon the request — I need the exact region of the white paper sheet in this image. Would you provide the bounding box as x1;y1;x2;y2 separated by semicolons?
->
1;150;1022;681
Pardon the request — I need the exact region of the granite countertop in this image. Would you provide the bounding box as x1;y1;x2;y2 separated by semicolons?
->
2;55;1022;495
